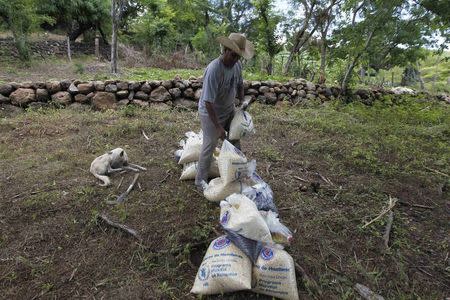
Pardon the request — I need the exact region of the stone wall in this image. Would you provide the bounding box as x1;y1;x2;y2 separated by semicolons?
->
0;38;110;60
0;77;448;112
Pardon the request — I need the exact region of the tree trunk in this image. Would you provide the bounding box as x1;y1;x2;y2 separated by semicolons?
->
341;28;376;92
111;0;118;74
67;35;72;62
267;56;273;75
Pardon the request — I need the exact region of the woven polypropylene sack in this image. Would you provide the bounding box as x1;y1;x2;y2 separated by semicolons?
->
203;178;247;202
178;131;203;164
229;109;255;140
242;173;277;213
252;246;299;300
218;140;255;184
220;194;272;243
179;159;220;181
190;236;252;295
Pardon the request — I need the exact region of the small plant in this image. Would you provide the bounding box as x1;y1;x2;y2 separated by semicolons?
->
74;62;85;74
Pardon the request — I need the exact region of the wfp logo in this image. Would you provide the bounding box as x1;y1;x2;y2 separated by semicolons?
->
261;247;274;261
220;211;230;225
213;237;231;250
198;265;210;281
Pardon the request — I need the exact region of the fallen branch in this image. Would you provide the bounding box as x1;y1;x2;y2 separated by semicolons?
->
294;261;322;296
383;211;394;248
116;177;124;190
333;186;343;200
142;130;150;140
362;196;397;229
159;170;171;184
316;172;333;185
116;173;139;203
398;201;434;210
97;213;141;240
293;175;309;183
354;283;384;300
424;166;449;178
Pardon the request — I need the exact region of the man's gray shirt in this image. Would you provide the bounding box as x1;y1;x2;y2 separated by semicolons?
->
198;57;243;120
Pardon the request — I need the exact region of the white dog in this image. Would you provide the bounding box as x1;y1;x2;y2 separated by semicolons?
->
90;148;146;186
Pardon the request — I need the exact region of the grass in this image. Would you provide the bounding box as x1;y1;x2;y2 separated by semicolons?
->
0;95;448;299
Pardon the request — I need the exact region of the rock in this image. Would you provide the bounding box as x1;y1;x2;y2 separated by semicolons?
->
274;86;281;94
51;91;72;106
36;89;49;102
118;99;130;106
259;86;270;93
298;90;306;98
116;81;129;90
60;79;71;90
246;88;259;96
162;80;173;89
182;79;191;87
77;82;95;94
20;82;33;89
0;84;14;96
355;89;371;99
32;82;46;89
132;99;149;107
140;82;152;93
277;93;287;101
169;88;181;99
104;80;116;85
105;84;118;93
68;82;79;94
86;92;95;100
173;74;182;81
94;81;105;91
174;81;186;89
74;94;89;103
192;82;202;89
10;88;36;106
391;87;415;95
194;88;202;100
257;95;267;103
46;81;61;94
92;92;117;110
306;93;316;100
305;81;316;91
0;94;9;103
128;90;135;100
134;91;149;101
129;81;140;91
264;92;277;104
183;87;195;99
150;86;171;102
173;98;198;110
324;87;332;97
116;90;129;99
149;80;161;88
251;81;261;89
243;80;250;90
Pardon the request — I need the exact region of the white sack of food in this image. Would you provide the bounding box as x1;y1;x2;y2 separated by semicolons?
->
203;177;248;202
252;246;299;300
219;194;272;243
218;140;256;184
229;109;255;140
178;130;203;164
179;159;220;181
190;236;252;295
260;210;293;245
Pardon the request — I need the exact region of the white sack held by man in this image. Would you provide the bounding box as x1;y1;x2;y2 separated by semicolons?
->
228;109;255;140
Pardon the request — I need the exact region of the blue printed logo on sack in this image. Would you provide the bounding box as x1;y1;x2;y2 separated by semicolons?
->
198;265;210;281
261;247;274;261
213;237;231;250
220;211;230;225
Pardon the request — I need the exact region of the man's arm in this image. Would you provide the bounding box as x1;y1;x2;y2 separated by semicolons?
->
205;101;226;140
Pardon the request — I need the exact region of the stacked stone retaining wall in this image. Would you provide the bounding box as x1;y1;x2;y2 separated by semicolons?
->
0;77;448;112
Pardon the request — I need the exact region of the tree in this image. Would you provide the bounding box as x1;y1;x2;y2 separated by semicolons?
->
0;0;48;60
111;0;125;73
252;0;282;74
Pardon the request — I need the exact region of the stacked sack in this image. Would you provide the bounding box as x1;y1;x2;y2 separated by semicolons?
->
176;109;299;299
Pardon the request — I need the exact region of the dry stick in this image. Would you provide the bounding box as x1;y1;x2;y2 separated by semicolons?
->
266;163;272;175
279;205;302;211
97;213;141;241
354;283;385;300
424;166;449;178
398;201;434;210
137;182;143;192
294;262;322;296
142;130;150;140
362;196;397;229
293;175;309;183
333;185;343;200
383;211;394;248
159;170;171;184
116;173;139;203
316;172;333;185
116;176;124;190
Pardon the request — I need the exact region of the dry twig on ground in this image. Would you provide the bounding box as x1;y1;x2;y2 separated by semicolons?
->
354;283;384;300
362;196;397;228
383;211;394;248
97;213;141;241
115;173;139;203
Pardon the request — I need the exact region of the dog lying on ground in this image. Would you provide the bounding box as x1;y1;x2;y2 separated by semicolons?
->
90;147;146;186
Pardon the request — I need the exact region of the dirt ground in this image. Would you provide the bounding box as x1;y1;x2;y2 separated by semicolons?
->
0;100;449;299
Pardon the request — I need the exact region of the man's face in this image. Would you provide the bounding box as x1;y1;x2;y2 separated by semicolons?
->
222;48;240;67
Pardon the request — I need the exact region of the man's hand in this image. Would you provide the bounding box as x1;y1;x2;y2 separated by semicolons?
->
216;126;226;140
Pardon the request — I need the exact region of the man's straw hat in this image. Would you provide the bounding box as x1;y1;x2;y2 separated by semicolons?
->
217;33;255;60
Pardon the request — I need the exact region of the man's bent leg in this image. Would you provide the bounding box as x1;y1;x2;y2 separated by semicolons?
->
195;115;219;186
224;111;241;150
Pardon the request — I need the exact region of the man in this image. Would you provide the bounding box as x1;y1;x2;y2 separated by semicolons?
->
195;33;255;189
